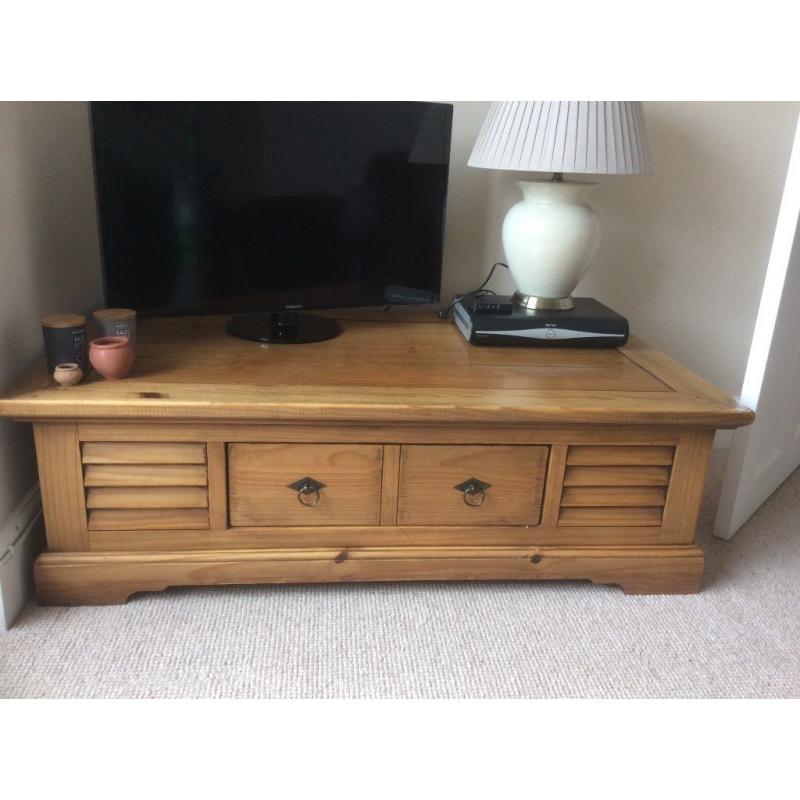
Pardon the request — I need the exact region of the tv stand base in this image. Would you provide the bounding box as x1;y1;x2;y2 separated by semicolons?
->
226;311;341;344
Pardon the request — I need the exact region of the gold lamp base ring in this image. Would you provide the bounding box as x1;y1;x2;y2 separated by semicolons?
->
511;292;576;311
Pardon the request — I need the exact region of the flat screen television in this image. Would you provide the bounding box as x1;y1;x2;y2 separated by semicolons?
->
90;101;453;342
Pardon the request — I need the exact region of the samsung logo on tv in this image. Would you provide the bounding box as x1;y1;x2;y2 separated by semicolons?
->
284;304;303;310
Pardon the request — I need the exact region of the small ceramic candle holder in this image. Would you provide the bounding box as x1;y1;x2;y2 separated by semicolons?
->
53;363;84;386
89;336;135;379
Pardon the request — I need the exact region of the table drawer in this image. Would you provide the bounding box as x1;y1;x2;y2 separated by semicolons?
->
228;443;383;527
397;445;548;526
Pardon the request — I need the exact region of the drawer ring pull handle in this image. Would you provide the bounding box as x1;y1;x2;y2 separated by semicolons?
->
288;477;327;507
454;477;492;507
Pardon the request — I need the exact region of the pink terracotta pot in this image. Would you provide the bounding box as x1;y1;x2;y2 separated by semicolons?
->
89;336;135;379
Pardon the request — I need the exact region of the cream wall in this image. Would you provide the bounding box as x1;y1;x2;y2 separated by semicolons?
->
442;101;800;396
0;102;103;522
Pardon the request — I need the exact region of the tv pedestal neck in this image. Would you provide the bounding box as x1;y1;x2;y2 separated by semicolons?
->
0;309;753;605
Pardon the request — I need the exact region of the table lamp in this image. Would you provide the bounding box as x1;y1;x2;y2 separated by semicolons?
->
468;101;650;310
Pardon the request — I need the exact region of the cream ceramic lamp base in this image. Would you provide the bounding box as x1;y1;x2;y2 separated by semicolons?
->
502;179;601;311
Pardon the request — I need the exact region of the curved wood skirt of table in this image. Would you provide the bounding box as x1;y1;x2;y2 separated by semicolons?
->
34;544;705;604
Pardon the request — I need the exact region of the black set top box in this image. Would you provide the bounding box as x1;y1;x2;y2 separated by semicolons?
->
453;296;629;348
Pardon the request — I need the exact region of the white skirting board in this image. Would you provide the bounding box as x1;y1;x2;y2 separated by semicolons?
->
0;485;44;631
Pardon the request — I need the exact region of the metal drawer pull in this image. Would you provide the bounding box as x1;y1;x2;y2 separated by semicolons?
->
288;476;326;507
454;477;492;507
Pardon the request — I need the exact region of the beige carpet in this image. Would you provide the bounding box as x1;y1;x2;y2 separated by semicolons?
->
1;453;798;698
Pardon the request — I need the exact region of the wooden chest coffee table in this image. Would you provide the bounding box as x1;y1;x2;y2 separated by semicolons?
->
0;311;753;604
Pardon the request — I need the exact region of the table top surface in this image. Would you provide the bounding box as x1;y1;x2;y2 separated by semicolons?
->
0;310;754;427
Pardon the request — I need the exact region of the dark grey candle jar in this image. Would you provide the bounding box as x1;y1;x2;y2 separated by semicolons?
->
41;314;88;373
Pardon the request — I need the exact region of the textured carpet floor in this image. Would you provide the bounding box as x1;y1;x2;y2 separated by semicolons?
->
1;453;798;698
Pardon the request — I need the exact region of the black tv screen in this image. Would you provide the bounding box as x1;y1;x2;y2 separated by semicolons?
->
90;101;453;316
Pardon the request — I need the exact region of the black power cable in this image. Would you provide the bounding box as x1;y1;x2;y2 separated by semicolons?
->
437;262;509;320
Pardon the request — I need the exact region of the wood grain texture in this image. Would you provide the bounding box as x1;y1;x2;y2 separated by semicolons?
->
540;445;568;527
621;337;744;411
87;508;209;531
83;463;208;487
566;445;675;465
0;314;754;427
87;523;672;551
33;422;89;551
660;429;715;544
380;444;401;526
85;486;208;509
82;442;206;464
563;466;671;487
228;443;383;527
206;441;229;531
34;544;704;604
77;421;685;445
397;445;547;526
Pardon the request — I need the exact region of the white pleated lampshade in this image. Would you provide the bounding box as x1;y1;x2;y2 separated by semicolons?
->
468;101;650;175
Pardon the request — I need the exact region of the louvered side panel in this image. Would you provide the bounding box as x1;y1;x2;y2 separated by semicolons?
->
558;445;675;527
81;442;210;530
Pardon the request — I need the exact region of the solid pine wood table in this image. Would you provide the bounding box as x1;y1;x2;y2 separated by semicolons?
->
0;310;753;604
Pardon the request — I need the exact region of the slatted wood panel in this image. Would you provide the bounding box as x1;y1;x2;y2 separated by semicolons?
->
559;507;665;527
82;442;210;531
560;486;667;507
563;466;671;487
558;445;675;527
566;445;674;466
82;443;206;464
85;487;208;510
83;464;208;487
87;509;209;531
